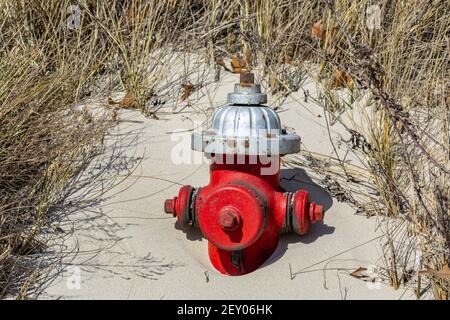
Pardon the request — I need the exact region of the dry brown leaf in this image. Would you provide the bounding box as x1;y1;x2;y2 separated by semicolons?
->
419;265;450;281
217;52;252;74
231;56;249;74
180;82;194;101
350;267;367;279
331;70;353;90
244;48;254;67
119;92;138;109
311;20;324;39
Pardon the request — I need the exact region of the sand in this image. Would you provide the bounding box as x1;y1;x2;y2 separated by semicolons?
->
42;71;414;300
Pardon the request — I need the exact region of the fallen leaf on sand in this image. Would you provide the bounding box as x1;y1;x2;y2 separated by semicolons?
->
419;265;450;281
217;50;253;74
231;56;249;74
180;82;194;101
108;93;138;109
331;70;353;90
350;267;368;279
119;92;138;109
311;20;324;39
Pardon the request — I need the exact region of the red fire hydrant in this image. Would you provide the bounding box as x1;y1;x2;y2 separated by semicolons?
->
164;73;324;275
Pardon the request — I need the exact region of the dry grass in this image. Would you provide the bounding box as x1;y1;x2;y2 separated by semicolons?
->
0;1;115;298
0;0;448;299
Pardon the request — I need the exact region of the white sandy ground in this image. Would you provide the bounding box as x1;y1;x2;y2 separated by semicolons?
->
41;71;416;300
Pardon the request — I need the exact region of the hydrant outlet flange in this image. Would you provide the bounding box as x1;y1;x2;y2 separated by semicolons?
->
166;185;195;227
197;184;267;251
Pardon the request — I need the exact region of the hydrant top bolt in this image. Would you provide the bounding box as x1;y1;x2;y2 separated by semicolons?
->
240;72;255;85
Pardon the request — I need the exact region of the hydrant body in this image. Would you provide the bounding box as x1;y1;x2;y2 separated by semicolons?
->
165;73;324;275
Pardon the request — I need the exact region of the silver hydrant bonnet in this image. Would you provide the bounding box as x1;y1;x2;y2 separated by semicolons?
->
191;73;300;156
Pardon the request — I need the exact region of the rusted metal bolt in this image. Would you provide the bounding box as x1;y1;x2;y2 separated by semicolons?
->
240;72;254;85
164;197;176;216
219;208;241;231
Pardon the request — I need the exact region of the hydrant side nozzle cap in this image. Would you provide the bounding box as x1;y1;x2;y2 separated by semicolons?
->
164;198;176;215
310;202;324;223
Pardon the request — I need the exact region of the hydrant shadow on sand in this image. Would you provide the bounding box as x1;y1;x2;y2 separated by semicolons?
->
261;168;335;269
